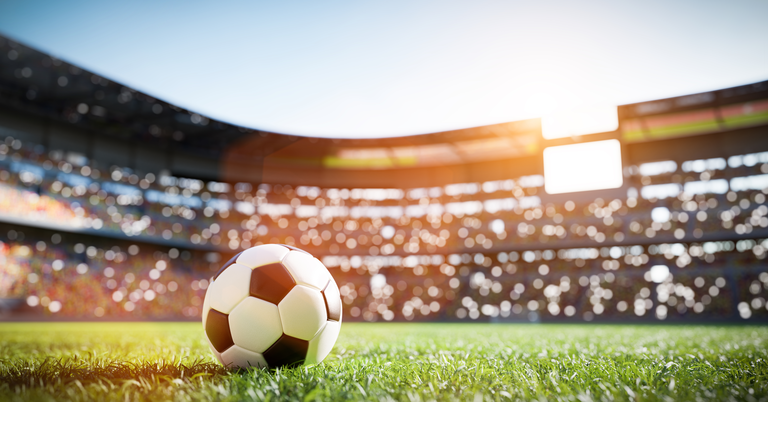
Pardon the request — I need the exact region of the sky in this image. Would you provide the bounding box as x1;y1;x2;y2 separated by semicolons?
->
0;0;766;138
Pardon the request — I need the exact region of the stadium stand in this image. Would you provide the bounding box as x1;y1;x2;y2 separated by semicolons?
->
1;35;767;322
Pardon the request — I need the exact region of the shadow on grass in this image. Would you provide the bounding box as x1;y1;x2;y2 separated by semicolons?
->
0;356;234;401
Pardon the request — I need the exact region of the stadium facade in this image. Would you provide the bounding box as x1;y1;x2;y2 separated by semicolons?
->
1;34;767;323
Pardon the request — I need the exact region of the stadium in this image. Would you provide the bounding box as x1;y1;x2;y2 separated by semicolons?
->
1;32;767;402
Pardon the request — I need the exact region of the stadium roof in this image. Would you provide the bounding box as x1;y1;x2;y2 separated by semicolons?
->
0;1;766;138
0;35;254;159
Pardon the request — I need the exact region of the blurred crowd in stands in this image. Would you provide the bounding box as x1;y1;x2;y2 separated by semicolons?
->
0;134;767;322
0;224;765;322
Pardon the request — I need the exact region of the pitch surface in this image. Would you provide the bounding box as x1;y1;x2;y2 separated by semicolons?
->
0;322;767;401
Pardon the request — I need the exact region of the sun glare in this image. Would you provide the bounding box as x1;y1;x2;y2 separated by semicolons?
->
541;106;619;140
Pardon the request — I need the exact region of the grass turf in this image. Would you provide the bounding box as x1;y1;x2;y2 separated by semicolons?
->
0;322;766;401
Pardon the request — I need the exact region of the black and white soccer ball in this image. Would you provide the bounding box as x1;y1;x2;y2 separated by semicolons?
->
202;244;342;369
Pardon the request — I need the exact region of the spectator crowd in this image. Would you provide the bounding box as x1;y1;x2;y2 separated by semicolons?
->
0;134;767;322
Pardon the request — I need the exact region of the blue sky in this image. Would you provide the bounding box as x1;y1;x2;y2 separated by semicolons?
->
0;0;766;138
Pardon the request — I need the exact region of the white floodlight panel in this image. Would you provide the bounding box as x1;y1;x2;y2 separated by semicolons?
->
543;139;623;194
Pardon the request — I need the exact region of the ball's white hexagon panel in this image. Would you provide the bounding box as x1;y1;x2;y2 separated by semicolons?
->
281;251;331;290
304;320;341;365
220;345;268;369
278;285;328;340
322;279;343;323
228;297;283;353
206;263;251;314
236;244;290;269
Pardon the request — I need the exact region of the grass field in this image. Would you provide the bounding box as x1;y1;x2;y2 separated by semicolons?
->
0;322;766;402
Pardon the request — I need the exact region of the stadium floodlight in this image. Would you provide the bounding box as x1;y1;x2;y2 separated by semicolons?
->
541;106;618;140
651;207;671;223
650;265;670;283
543;139;623;195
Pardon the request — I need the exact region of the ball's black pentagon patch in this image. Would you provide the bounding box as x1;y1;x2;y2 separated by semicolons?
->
322;280;342;322
279;244;312;256
205;309;234;352
213;251;243;281
249;263;296;304
263;334;309;369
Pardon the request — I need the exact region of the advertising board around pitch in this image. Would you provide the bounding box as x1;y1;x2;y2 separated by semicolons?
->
543;139;623;194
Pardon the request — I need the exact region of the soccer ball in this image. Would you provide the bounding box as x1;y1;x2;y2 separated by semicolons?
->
202;244;342;369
